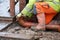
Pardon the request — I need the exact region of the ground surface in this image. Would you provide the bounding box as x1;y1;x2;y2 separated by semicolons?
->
0;32;60;40
0;23;60;40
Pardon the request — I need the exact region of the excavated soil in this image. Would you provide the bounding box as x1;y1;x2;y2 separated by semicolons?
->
0;23;60;40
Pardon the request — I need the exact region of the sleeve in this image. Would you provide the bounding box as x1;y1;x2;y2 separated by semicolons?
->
17;0;36;18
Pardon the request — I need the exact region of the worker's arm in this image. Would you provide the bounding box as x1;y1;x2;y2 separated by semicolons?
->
16;0;37;27
18;16;37;27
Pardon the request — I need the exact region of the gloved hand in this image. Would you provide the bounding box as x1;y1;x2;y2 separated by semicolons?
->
16;13;22;18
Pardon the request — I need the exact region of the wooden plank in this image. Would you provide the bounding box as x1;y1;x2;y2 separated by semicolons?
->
0;17;13;21
0;32;34;40
0;21;12;31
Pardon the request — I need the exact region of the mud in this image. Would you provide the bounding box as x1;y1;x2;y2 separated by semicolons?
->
0;23;60;40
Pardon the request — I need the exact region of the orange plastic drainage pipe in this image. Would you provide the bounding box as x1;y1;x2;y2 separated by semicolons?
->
19;0;26;12
10;0;15;16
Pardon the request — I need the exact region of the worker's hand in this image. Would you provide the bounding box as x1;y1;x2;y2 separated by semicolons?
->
16;13;23;21
16;16;24;22
16;13;22;18
31;24;45;31
36;24;46;31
